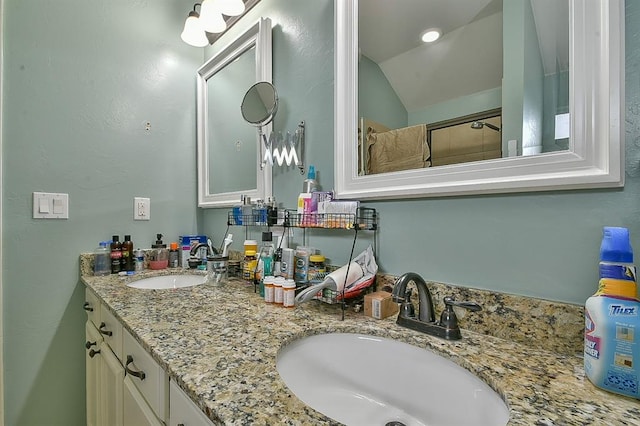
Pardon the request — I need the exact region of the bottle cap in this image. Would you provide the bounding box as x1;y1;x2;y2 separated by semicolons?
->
124;235;131;241
600;226;633;262
170;242;178;250
307;165;316;179
245;250;256;257
310;255;325;262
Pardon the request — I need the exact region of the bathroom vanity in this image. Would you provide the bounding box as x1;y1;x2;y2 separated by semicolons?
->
81;261;638;425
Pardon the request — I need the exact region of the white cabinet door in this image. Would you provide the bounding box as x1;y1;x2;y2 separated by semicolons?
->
169;380;214;426
123;376;163;426
99;346;124;426
86;321;103;426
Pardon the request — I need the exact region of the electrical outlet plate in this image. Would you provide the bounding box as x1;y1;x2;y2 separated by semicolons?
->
134;197;150;220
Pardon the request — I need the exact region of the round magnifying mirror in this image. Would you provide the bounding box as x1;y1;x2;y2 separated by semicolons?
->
241;81;278;126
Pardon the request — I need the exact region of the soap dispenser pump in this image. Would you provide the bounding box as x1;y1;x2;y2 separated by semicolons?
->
150;233;169;270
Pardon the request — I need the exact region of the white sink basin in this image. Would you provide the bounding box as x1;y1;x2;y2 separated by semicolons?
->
277;333;509;426
126;274;206;290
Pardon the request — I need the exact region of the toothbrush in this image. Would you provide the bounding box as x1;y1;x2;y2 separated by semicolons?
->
222;234;233;257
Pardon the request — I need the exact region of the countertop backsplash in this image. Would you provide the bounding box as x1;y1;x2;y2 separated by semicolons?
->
80;253;584;356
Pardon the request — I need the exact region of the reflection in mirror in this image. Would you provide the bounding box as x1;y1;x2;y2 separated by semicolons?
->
335;0;624;199
197;18;272;208
209;46;257;195
357;0;569;175
241;81;278;125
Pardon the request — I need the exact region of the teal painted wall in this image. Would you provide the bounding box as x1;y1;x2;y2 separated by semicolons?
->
2;0;202;424
408;86;502;126
520;0;544;154
2;0;639;424
358;55;407;129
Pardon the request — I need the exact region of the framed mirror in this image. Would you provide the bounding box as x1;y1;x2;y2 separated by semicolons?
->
197;18;272;208
335;0;624;199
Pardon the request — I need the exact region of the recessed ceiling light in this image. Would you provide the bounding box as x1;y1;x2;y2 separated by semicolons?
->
421;28;442;43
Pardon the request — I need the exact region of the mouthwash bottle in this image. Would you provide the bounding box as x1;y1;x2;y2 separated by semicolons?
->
584;226;640;399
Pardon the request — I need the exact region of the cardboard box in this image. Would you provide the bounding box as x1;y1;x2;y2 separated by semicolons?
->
364;291;399;319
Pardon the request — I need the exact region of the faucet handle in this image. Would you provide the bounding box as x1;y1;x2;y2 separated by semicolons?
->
439;296;482;331
443;296;482;312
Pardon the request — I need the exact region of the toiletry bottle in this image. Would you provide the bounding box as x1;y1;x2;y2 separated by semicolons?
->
242;250;257;281
255;199;267;226
110;235;122;274
242;196;254;225
150;234;169;270
302;165;319;192
169;242;179;268
134;248;145;272
584;226;640;399
233;195;244;225
121;235;134;272
267;197;278;226
94;241;111;276
282;279;296;308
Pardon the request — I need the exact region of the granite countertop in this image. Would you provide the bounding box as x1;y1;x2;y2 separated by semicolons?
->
81;269;640;425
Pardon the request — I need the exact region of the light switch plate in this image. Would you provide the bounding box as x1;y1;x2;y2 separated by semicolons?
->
33;192;69;219
134;197;150;220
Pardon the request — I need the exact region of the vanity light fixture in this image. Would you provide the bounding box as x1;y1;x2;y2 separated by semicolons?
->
181;0;259;47
219;0;246;16
199;0;227;33
181;4;209;47
421;28;442;43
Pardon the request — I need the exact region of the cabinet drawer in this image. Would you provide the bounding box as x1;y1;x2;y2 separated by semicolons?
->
123;329;168;423
169;379;213;426
84;288;101;326
100;304;123;360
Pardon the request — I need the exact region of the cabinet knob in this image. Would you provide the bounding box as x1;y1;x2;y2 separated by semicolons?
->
89;349;101;358
99;322;113;337
83;302;94;312
85;340;97;350
125;355;146;381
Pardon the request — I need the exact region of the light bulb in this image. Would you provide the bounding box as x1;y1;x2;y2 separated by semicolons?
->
219;0;245;16
181;12;208;47
421;29;442;43
200;0;227;33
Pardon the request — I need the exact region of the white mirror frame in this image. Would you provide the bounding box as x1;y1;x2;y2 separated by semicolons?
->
197;18;272;208
335;0;624;200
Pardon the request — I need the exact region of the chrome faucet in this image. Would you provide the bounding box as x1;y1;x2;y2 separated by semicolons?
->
391;272;481;340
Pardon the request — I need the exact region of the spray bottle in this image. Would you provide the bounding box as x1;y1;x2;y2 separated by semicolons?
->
584;226;640;399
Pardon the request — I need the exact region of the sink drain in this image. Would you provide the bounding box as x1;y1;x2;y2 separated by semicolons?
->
385;422;406;426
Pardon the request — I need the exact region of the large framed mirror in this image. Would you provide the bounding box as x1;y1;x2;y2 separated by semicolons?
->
197;18;272;208
335;0;624;199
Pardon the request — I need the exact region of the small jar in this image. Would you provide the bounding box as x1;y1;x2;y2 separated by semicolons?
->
273;277;285;305
264;276;275;303
282;279;296;308
308;254;327;283
149;234;169;270
242;250;257;281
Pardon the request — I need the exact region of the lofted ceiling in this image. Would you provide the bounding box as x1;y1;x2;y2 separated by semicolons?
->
358;0;568;113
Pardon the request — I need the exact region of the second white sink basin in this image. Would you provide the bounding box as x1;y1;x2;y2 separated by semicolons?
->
127;274;206;290
277;333;509;426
